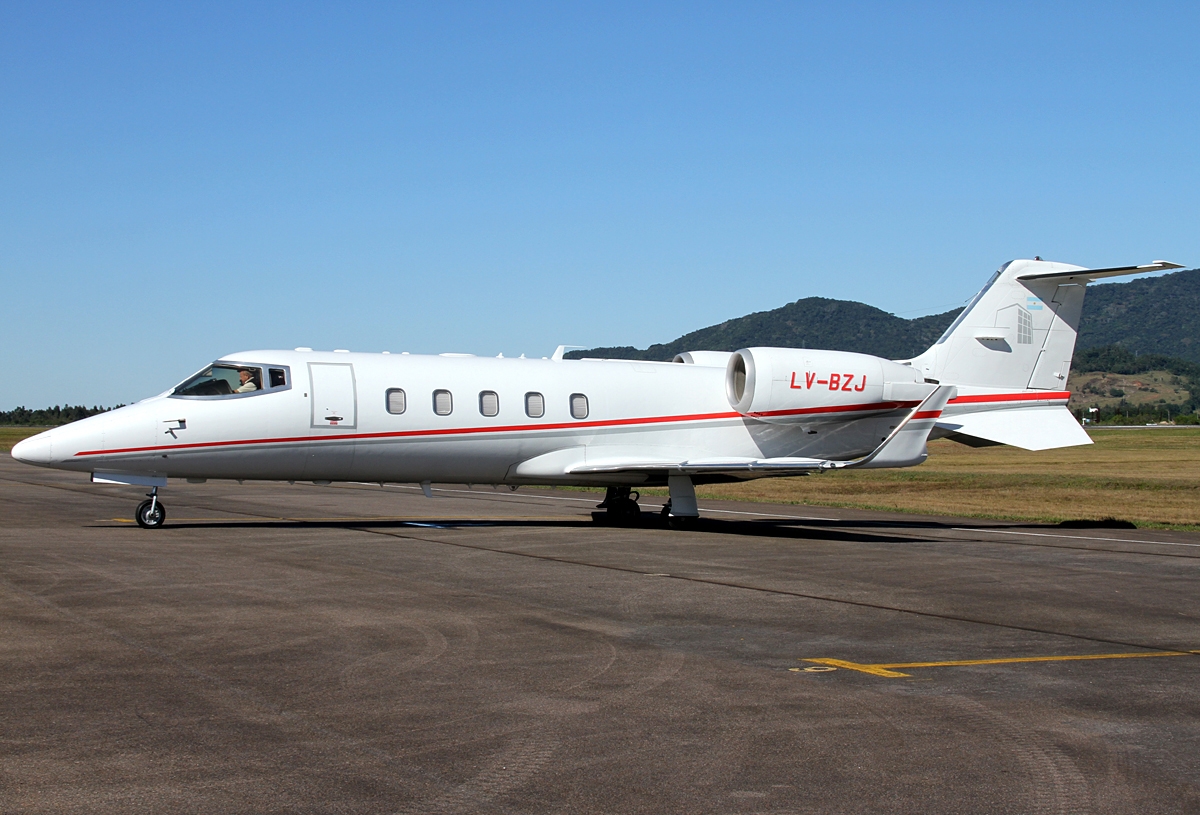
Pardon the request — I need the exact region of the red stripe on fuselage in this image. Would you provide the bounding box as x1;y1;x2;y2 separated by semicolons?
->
74;409;747;457
73;390;1071;458
948;391;1070;404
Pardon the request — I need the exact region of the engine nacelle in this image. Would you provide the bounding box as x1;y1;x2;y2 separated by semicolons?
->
726;347;933;422
673;351;735;367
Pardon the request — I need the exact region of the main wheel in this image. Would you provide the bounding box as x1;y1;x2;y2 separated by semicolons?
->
135;499;166;529
613;498;641;525
668;514;698;530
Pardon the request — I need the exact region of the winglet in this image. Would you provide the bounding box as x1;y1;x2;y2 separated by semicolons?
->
836;385;956;470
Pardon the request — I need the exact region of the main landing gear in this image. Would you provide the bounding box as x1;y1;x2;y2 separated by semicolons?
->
663;475;700;530
593;486;642;525
135;487;166;529
592;477;703;529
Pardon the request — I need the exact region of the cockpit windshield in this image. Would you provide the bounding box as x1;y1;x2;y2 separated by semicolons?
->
174;364;267;397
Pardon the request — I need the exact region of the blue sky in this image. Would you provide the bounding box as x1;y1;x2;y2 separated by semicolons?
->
2;2;1197;408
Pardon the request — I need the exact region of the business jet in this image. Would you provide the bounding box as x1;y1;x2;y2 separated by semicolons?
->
12;258;1181;528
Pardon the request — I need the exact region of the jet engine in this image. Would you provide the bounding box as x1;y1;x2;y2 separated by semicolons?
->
725;347;934;423
672;351;735;367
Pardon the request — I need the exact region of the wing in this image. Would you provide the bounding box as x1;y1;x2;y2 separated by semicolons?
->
563;386;956;477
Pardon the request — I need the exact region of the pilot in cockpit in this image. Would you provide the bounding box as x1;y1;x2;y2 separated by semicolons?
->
235;368;260;393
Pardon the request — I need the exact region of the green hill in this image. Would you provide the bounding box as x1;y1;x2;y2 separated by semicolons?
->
1077;268;1200;362
568;267;1200;362
568;299;961;362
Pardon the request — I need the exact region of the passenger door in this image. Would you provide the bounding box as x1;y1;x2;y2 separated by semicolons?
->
309;363;358;429
304;362;357;480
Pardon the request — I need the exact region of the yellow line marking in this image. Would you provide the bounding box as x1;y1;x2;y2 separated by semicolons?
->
803;658;912;677
803;650;1199;678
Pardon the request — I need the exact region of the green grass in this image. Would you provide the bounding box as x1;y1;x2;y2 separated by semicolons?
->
691;428;1200;529
0;426;48;452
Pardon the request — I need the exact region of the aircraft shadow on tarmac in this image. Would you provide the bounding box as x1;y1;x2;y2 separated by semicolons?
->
115;514;948;545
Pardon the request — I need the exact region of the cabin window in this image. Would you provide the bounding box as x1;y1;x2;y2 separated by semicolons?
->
433;389;453;416
525;392;544;418
386;388;407;414
174;364;263;397
479;391;499;417
269;368;287;388
570;393;589;420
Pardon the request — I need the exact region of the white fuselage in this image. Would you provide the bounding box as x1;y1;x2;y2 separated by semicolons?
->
18;350;938;487
17;257;1166;498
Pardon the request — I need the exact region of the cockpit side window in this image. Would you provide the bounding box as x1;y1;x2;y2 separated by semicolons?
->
269;368;287;388
174;364;266;398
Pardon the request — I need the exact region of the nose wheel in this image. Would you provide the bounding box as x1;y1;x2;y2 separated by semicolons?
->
135;488;166;529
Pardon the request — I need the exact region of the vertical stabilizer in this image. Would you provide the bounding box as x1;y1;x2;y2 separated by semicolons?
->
906;259;1181;391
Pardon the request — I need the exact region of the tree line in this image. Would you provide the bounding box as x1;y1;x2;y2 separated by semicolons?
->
0;405;121;426
4;344;1200;427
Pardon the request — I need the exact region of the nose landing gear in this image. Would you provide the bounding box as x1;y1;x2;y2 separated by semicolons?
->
135;487;166;529
593;486;642;525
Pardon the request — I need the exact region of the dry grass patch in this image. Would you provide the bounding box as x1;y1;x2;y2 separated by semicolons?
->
0;427;46;452
693;429;1200;529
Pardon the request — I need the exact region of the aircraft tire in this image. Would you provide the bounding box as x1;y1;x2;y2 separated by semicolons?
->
667;515;698;530
135;499;167;529
592;499;641;526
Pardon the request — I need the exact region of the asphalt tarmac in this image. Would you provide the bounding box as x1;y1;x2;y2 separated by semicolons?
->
1;455;1198;814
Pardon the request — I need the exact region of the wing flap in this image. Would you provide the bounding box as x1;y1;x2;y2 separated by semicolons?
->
568;456;828;476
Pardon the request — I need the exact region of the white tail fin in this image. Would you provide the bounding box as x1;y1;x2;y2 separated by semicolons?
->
906;259;1181;390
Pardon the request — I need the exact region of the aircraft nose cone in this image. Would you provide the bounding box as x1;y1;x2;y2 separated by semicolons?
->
11;431;53;466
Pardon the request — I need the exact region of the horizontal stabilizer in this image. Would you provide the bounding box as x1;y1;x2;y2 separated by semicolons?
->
1016;260;1182;282
907;258;1184;392
936;406;1091;451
